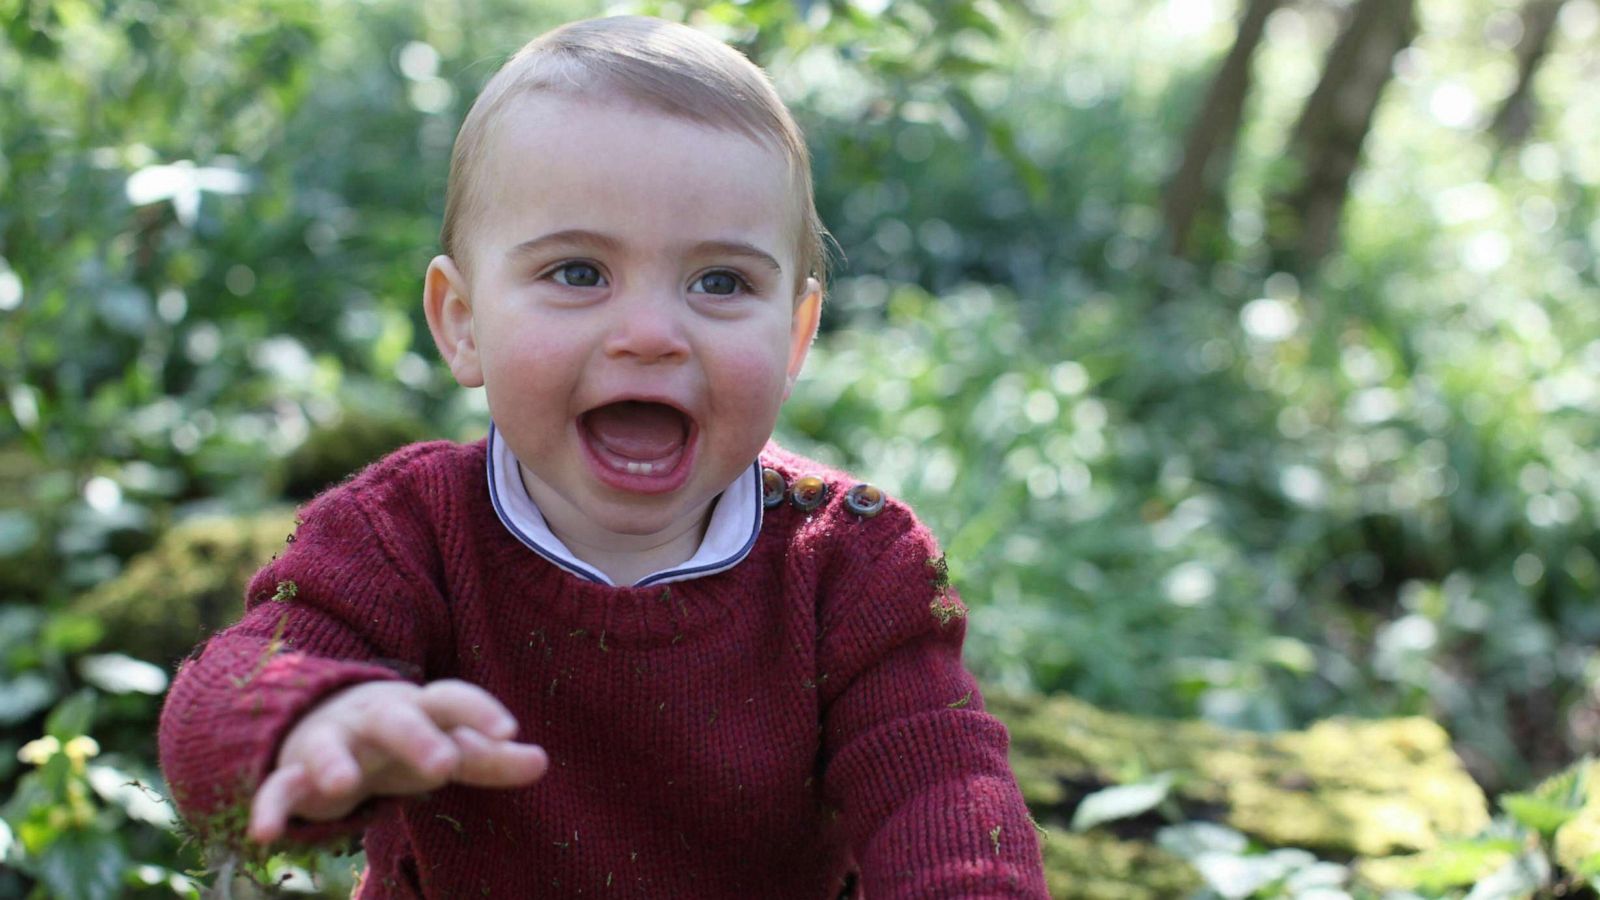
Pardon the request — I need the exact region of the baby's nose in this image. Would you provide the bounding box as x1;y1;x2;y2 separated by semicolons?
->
601;295;691;363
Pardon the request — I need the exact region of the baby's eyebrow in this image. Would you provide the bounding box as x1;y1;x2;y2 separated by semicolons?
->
506;229;625;259
505;231;782;273
691;240;782;272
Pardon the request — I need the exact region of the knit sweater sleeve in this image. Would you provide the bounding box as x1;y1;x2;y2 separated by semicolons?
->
157;463;451;850
816;511;1048;898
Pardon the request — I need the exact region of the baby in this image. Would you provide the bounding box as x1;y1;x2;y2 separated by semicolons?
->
159;15;1046;898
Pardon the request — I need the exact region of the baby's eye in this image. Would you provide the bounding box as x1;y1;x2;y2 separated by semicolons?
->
690;270;746;296
551;262;605;287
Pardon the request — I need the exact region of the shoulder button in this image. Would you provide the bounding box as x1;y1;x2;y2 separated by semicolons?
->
844;483;886;517
790;474;828;512
761;467;788;509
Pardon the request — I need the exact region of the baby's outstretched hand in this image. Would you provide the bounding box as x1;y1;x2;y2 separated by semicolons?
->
247;679;547;844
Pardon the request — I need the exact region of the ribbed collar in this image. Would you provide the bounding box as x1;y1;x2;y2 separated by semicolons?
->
485;423;763;587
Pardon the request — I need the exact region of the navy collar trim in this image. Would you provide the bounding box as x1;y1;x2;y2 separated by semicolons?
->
485;423;763;587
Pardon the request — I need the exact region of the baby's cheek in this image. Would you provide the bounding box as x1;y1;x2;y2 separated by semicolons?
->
719;348;792;409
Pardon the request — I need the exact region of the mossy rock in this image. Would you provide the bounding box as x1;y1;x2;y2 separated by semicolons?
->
72;510;297;666
278;410;429;501
1549;760;1600;879
71;410;429;664
1355;839;1520;894
0;445;64;602
1039;829;1200;899
1355;758;1600;894
1556;805;1600;880
991;691;1492;895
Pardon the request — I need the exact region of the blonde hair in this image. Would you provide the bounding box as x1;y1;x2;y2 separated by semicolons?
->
441;16;827;293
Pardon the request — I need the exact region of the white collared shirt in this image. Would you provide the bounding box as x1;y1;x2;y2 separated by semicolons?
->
485;423;763;587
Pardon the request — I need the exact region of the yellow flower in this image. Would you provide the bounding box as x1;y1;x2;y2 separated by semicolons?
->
63;736;100;764
17;736;60;766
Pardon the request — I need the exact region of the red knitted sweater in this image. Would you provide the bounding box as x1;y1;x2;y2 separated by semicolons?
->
158;439;1047;898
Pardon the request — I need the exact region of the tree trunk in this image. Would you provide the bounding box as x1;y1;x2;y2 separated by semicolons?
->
1271;0;1419;274
1490;0;1567;152
1163;0;1283;259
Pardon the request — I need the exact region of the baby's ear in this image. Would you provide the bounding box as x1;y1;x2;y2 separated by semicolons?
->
423;255;484;388
784;277;823;397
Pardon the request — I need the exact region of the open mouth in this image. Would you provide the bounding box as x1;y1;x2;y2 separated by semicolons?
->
578;400;695;487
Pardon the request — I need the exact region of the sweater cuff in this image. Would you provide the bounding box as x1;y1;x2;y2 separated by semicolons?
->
160;646;405;852
827;710;1047;897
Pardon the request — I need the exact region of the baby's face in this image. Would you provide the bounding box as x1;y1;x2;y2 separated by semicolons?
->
430;93;819;551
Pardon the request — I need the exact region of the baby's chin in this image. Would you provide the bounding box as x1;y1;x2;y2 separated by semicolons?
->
599;473;733;528
530;468;720;545
591;504;709;539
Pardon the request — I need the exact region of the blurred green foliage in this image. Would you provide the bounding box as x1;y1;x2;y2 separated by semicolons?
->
3;0;1599;893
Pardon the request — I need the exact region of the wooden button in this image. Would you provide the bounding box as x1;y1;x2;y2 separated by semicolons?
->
790;475;828;511
761;467;787;509
844;483;885;517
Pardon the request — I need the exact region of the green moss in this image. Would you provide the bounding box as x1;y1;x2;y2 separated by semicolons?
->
926;554;951;591
1356;840;1519;893
0;445;64;602
991;691;1490;862
1552;761;1600;877
1039;828;1201;899
278;410;429;501
930;595;966;626
172;775;364;898
1555;806;1600;878
71;510;297;665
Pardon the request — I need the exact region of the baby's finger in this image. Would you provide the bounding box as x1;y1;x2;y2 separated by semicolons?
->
450;727;550;787
303;734;362;797
275;715;365;799
416;680;520;740
249;763;310;844
361;701;459;783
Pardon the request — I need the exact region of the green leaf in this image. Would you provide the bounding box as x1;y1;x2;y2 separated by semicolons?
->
77;653;167;695
40;612;104;656
1502;791;1580;837
34;829;127;900
1071;772;1175;832
1529;761;1586;802
1462;851;1552;900
0;510;39;556
45;689;97;741
1285;860;1350;892
0;605;44;665
1372;839;1523;893
1155;822;1249;859
0;672;56;726
1190;851;1293;899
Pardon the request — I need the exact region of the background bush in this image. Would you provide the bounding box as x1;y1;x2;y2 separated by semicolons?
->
2;0;1598;894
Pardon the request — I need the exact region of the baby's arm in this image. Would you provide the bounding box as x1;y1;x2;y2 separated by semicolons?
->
248;678;546;843
817;516;1048;897
158;462;526;848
